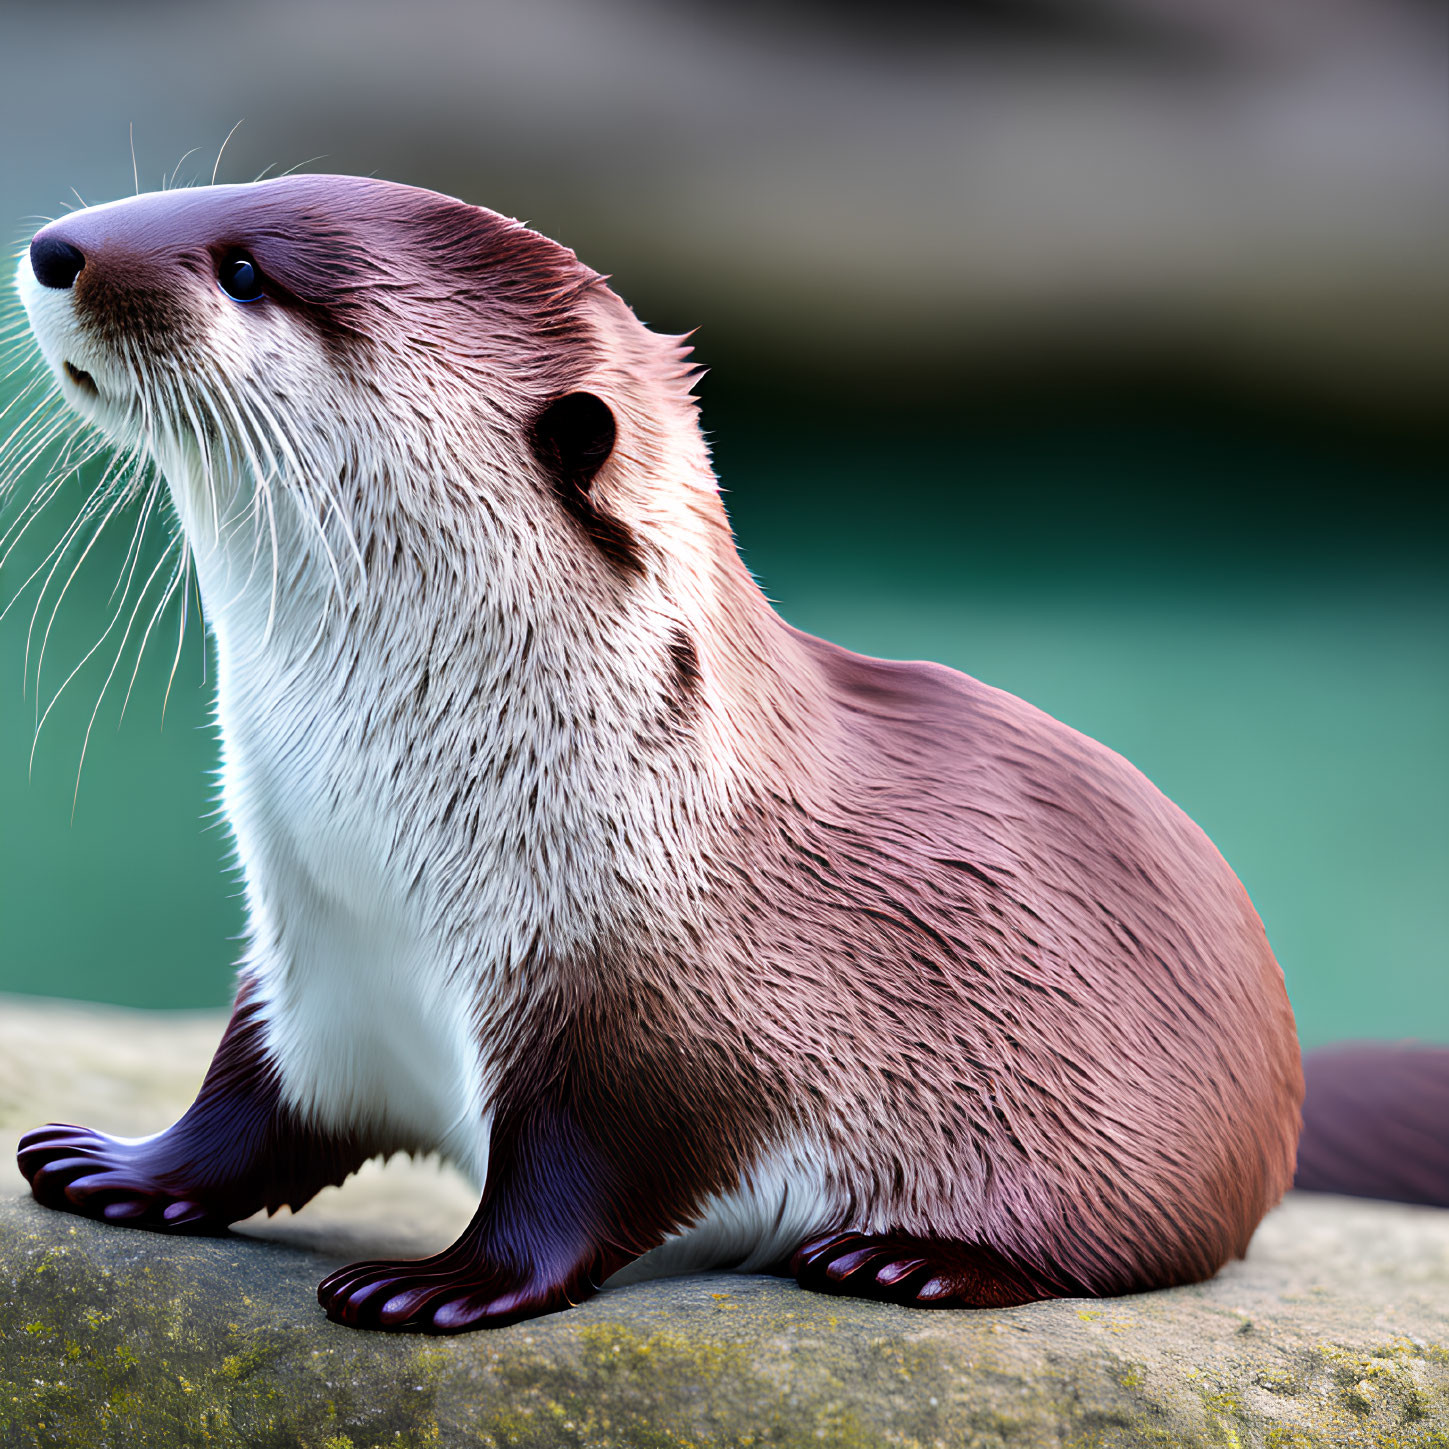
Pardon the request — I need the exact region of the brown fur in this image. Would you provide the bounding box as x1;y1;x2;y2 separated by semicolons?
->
691;620;1302;1292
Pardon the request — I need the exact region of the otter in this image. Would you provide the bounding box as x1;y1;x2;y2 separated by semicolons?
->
11;175;1308;1334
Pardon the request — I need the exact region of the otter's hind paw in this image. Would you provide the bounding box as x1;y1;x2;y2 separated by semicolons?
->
791;1231;1046;1308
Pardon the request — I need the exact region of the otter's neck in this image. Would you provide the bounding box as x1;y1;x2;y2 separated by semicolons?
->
192;480;832;972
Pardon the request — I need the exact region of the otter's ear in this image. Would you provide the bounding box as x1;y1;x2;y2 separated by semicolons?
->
530;392;643;576
530;391;615;494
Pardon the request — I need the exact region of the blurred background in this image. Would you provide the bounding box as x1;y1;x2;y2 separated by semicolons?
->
0;0;1444;1045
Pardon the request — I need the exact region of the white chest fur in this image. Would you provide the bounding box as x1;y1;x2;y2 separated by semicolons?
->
212;606;495;1182
187;486;717;1193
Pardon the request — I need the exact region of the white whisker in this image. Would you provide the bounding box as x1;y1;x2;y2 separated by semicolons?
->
119;533;186;725
28;485;160;773
1;466;117;630
213;119;245;187
29;457;148;705
201;372;282;639
232;383;349;615
61;521;178;815
161;546;195;725
166;148;202;192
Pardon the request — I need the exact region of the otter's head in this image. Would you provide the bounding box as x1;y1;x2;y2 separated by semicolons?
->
16;175;720;643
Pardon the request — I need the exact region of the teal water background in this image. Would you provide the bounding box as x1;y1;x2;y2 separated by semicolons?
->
1;379;1444;1048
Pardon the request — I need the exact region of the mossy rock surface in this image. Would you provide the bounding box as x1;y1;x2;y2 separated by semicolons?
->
5;1192;1448;1448
2;998;1448;1448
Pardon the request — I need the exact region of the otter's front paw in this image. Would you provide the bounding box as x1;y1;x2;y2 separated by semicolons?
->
317;1254;578;1334
17;1124;226;1234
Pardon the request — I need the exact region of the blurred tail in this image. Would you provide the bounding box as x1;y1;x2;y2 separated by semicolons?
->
1294;1043;1449;1208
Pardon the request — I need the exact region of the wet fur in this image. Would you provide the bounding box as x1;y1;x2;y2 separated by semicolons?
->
15;176;1303;1328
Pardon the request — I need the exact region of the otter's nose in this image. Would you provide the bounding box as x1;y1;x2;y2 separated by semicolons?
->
30;234;86;290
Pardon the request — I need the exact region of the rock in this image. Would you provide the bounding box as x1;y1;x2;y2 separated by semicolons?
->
2;996;1448;1447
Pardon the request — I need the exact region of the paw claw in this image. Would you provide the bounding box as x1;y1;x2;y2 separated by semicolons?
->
378;1285;451;1326
791;1231;864;1276
427;1295;485;1332
823;1246;892;1282
874;1256;928;1288
162;1200;208;1226
429;1290;517;1332
101;1199;151;1223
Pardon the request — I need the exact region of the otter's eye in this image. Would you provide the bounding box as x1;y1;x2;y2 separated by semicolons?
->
218;252;265;303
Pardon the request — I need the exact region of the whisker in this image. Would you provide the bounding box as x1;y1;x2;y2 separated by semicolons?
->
191;381;265;604
0;461;91;573
119;532;186;725
0;387;63;451
168;373;224;541
0;467;116;630
233;384;348;611
100;458;155;610
166;147;202;192
59;516;178;816
161;546;195;725
0;420;74;514
29;485;160;771
276;155;328;179
0;406;110;567
213;119;245;187
29;454;148;704
201;372;282;638
1;417;76;500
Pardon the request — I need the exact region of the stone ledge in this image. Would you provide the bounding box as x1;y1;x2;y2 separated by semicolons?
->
3;1194;1448;1448
2;997;1448;1447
